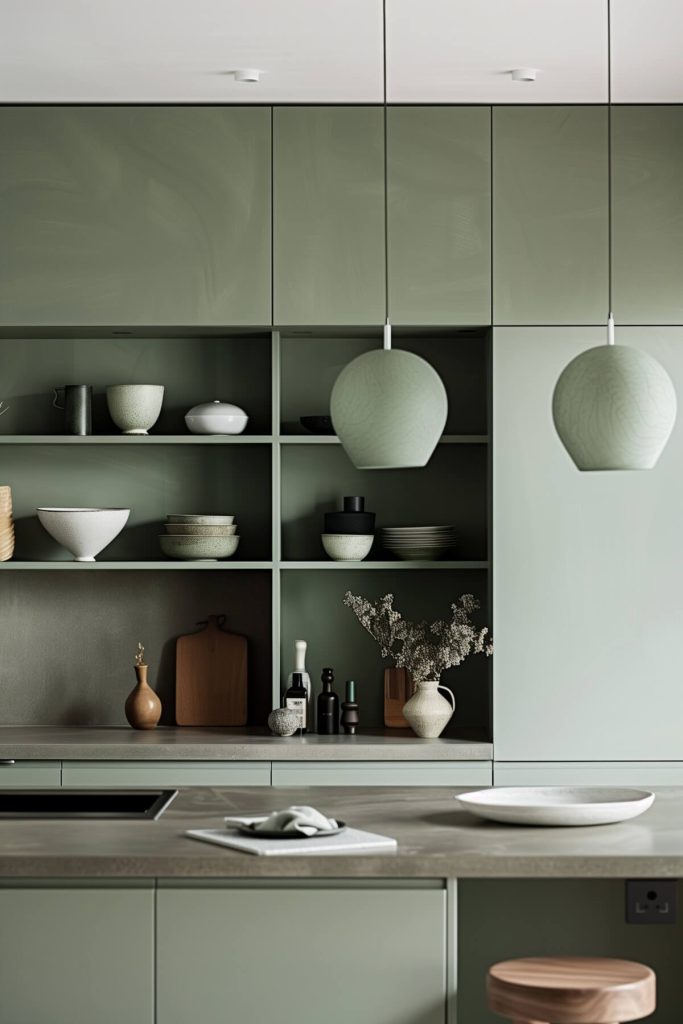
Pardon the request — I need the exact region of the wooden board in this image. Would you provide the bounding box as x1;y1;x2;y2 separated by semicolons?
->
176;616;247;726
384;668;412;729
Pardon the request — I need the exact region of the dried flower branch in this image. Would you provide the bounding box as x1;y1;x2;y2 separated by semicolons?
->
343;591;492;683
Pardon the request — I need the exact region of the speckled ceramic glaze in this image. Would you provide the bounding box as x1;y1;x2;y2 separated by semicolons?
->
159;534;239;560
267;708;300;737
402;680;455;738
37;507;130;562
321;533;374;561
106;384;164;435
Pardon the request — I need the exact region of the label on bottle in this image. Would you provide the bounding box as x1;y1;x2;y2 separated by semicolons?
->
285;696;306;730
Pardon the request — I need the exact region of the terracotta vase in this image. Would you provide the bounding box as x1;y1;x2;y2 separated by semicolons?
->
125;663;162;730
384;667;412;728
402;679;455;738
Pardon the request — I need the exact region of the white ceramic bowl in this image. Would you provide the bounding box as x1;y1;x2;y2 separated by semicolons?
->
159;534;240;560
106;385;164;435
321;533;374;561
166;514;235;526
184;401;248;435
163;524;237;537
37;507;130;562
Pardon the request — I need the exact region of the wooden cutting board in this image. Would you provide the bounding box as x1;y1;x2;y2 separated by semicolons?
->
384;667;412;728
176;616;247;726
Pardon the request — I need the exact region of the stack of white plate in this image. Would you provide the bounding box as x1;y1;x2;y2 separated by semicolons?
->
160;514;240;560
380;525;456;561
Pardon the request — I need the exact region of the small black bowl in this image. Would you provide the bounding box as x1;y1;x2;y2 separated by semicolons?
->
299;416;335;435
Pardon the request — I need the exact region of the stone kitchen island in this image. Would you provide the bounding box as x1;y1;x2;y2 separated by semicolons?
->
0;786;682;1023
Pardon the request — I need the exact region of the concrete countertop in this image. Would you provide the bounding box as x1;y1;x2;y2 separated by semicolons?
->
0;785;679;880
0;726;492;761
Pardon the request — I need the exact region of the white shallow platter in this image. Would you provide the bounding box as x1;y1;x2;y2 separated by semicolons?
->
456;787;655;827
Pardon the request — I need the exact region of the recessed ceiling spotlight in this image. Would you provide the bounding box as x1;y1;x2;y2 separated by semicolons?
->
511;67;538;82
233;69;262;83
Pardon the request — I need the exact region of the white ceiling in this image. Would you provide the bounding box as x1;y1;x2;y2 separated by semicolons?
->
0;0;681;103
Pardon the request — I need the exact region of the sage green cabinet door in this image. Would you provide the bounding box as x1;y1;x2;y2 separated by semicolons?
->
61;760;270;787
272;760;492;787
388;106;491;325
0;106;271;326
273;107;385;325
612;106;683;324
493;107;608;325
0;760;61;787
157;887;446;1024
0;886;153;1023
494;326;683;760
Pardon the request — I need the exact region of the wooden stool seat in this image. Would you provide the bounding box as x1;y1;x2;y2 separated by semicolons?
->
487;956;656;1024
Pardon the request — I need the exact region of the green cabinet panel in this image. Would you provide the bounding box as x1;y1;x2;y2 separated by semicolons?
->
272;761;492;787
612;106;683;324
494;327;683;760
0;760;61;787
495;762;683;786
157;887;446;1024
0;886;153;1023
388;106;491;325
493;106;608;324
0;107;271;325
273;107;385;325
61;760;270;787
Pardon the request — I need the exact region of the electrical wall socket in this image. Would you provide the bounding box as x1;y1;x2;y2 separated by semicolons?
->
626;880;677;924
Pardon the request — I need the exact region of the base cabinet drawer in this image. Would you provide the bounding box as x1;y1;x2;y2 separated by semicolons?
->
157;887;446;1024
495;761;683;787
0;760;61;787
0;886;154;1024
61;760;270;788
272;760;492;787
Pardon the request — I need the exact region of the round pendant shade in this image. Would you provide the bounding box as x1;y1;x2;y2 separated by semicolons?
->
552;344;677;471
330;349;448;469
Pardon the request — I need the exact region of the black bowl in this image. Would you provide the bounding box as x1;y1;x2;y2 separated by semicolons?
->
299;416;335;435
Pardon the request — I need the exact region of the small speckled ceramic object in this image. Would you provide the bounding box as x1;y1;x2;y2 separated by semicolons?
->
321;533;374;561
163;524;237;536
36;507;130;562
159;534;240;560
456;787;655;827
185;400;248;435
402;679;455;738
267;708;300;737
166;514;235;526
106;385;164;435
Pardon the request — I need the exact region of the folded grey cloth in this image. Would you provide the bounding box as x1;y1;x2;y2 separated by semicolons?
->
225;806;338;836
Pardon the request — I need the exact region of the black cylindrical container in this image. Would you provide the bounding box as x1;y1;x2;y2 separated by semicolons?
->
53;385;92;436
324;496;375;535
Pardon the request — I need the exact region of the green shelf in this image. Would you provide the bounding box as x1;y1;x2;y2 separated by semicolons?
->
280;561;489;570
0;435;273;445
0;561;273;570
278;434;488;445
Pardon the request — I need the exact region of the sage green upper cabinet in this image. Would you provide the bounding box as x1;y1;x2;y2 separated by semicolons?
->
493;107;608;325
612;106;683;324
387;106;491;325
0;106;271;326
273;107;385;326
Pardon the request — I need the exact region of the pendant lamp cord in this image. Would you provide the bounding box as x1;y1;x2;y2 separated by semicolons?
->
383;0;392;350
607;0;614;343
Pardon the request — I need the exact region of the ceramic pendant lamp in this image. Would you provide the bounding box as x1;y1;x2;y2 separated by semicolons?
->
330;3;448;470
552;0;676;471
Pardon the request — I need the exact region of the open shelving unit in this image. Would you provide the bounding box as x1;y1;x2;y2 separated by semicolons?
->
0;326;492;739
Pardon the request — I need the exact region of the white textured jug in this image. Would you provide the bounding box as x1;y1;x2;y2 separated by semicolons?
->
402;680;455;738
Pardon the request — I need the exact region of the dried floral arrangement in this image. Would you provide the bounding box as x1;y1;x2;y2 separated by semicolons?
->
343;591;492;683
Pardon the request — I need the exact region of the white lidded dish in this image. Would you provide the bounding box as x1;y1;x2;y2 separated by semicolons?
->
184;400;248;435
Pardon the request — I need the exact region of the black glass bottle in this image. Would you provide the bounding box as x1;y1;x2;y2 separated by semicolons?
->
317;667;340;735
284;671;308;733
